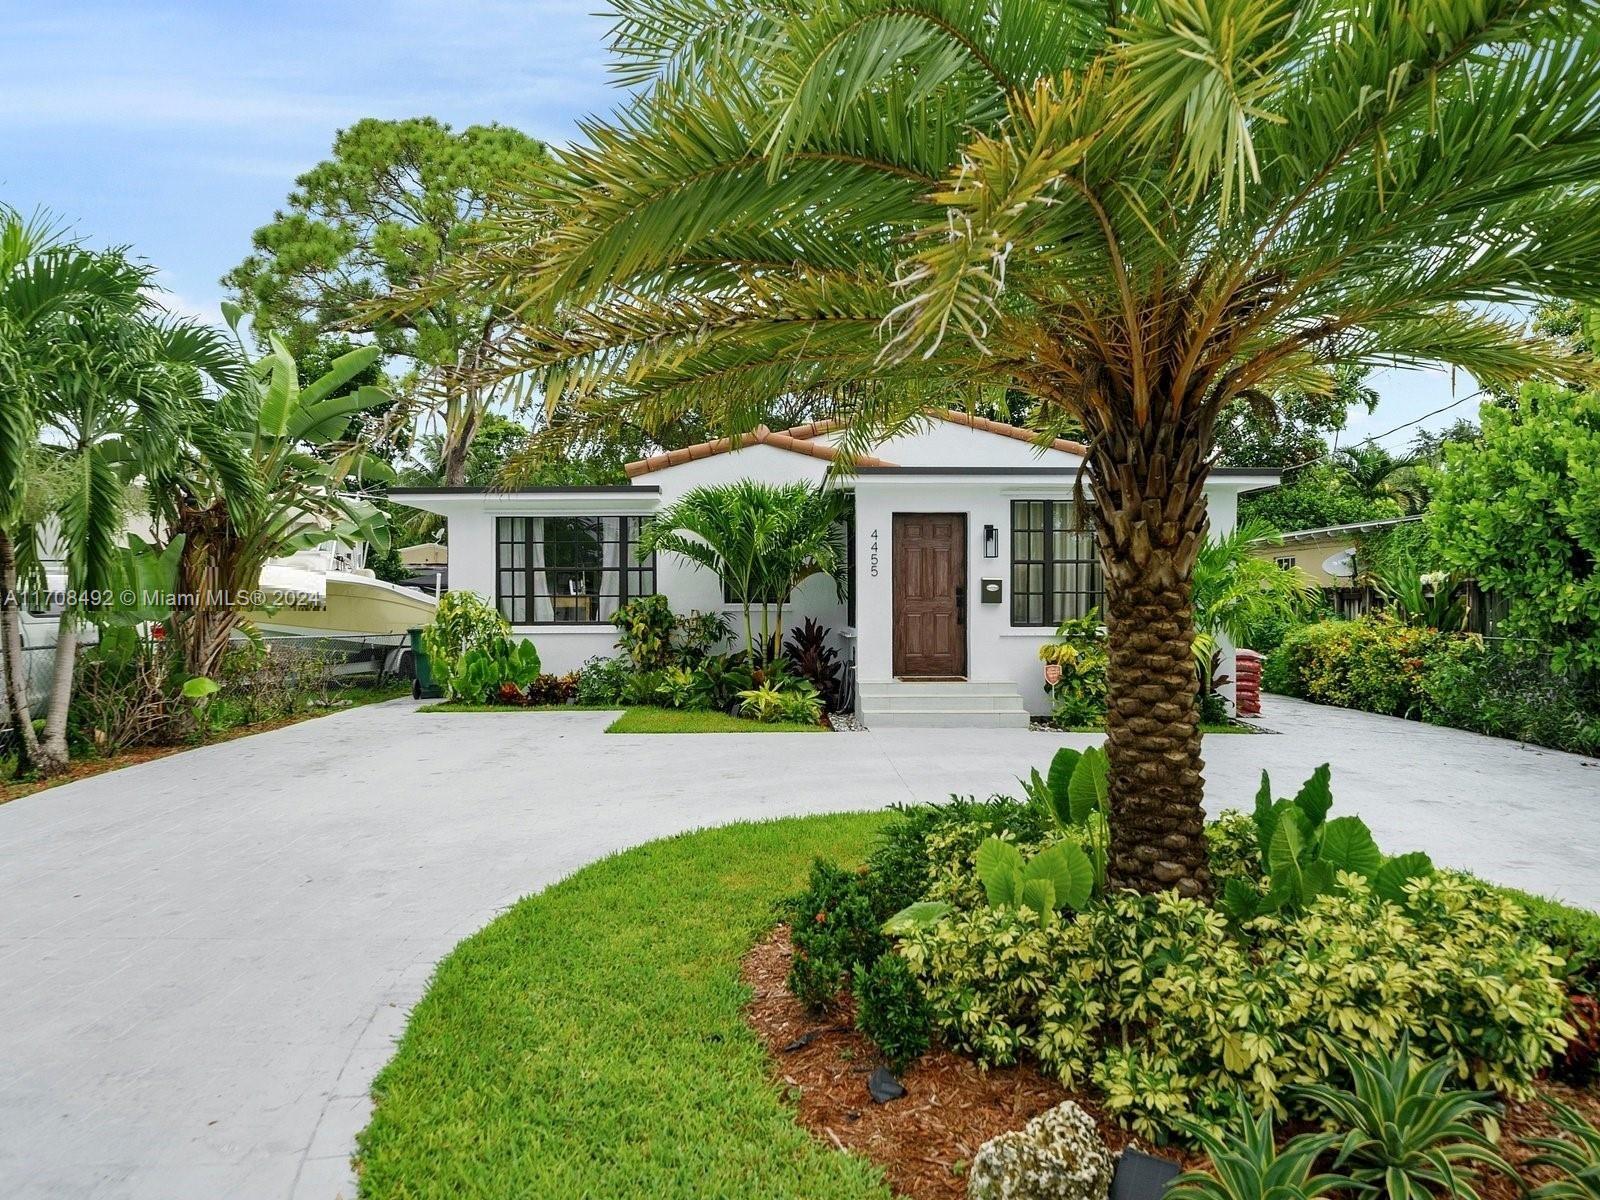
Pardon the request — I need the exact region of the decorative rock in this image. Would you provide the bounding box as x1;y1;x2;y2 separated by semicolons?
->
867;1066;906;1103
966;1101;1113;1200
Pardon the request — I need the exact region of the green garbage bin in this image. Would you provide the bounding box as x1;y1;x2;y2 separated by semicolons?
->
409;627;443;700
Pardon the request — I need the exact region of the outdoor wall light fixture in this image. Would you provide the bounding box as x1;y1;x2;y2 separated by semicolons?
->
983;524;998;558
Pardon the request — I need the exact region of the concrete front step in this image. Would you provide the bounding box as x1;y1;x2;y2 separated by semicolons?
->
857;679;1031;728
863;709;1031;728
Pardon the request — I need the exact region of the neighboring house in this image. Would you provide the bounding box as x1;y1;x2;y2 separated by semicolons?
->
1247;515;1422;619
390;412;1277;727
1247;514;1508;635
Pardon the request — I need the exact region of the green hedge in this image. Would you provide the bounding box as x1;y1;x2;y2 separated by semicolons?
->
1265;614;1600;755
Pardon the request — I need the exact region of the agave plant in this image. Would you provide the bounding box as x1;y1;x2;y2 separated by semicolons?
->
1526;1097;1600;1199
1294;1039;1516;1200
1169;1098;1345;1200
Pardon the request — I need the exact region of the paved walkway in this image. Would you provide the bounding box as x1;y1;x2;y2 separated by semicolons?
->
0;697;1595;1198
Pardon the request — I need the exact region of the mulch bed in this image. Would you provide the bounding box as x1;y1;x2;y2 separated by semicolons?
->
742;924;1600;1200
742;925;1203;1199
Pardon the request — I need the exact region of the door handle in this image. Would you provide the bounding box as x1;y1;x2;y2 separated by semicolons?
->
955;584;966;625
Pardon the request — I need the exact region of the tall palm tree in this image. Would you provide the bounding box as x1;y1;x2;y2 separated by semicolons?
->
431;0;1600;894
637;481;847;660
0;210;148;773
25;292;241;773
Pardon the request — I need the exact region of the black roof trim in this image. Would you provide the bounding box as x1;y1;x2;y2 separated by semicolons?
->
387;486;659;495
853;466;1082;476
853;465;1281;478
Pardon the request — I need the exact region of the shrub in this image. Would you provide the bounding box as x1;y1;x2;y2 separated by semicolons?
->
1420;641;1600;757
611;596;732;672
853;951;932;1072
213;641;336;726
1271;615;1600;755
70;629;182;752
526;672;579;706
574;655;629;705
421;592;508;696
783;619;844;712
675;610;731;663
652;666;697;709
1430;380;1600;675
786;859;887;1012
1203;810;1260;889
1268;614;1474;718
899;875;1569;1140
451;636;541;704
736;677;822;724
864;795;1046;917
685;653;755;713
611;595;677;671
1039;609;1107;726
621;668;668;706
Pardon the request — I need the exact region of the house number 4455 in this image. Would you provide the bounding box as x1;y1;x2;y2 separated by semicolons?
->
869;530;880;577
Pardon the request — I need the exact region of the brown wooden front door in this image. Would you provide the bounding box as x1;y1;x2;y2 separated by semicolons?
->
892;513;967;678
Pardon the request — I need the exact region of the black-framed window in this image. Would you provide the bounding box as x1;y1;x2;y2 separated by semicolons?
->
495;515;655;625
1010;500;1102;626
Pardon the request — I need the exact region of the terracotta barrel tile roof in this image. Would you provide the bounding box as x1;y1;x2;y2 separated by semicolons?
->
622;424;896;478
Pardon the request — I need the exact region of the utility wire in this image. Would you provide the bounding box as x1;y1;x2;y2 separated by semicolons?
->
1277;388;1484;476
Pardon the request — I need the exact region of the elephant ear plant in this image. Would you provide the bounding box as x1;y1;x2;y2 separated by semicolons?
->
453;637;542;705
1220;764;1436;924
889;746;1108;934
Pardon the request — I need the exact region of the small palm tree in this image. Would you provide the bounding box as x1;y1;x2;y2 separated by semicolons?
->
637;481;847;661
25;291;240;773
1193;520;1319;651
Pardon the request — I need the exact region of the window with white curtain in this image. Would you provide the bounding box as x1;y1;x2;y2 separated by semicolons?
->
495;516;655;625
1010;500;1102;626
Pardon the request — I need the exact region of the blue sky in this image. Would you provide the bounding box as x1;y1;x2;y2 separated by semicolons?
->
1;1;1484;450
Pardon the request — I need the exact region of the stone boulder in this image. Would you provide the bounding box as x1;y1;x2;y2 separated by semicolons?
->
966;1101;1113;1200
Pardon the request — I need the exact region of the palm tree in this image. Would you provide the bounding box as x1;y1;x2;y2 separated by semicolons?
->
435;0;1600;894
26;295;237;772
147;314;396;679
1332;445;1425;513
0;210;148;773
637;481;847;661
1192;519;1318;654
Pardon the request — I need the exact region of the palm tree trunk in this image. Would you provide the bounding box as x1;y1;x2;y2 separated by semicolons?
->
1087;422;1213;898
34;609;77;776
440;392;483;488
0;527;42;770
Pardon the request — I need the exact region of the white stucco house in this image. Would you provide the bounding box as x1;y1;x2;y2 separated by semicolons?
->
390;412;1277;727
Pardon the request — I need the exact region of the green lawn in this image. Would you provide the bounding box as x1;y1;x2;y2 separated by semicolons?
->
1060;721;1257;734
416;701;620;713
356;813;894;1200
605;707;827;734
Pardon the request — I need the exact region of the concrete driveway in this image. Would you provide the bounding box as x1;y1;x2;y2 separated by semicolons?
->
0;696;1595;1199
